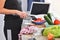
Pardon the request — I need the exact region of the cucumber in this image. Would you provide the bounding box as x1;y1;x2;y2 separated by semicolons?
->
47;13;52;21
41;29;45;36
44;15;54;25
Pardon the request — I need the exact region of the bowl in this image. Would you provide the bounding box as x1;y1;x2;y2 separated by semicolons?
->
32;21;46;25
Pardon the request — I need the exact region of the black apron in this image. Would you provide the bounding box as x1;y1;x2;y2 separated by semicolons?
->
4;0;23;40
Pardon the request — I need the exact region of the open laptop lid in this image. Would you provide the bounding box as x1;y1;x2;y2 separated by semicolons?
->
29;2;50;15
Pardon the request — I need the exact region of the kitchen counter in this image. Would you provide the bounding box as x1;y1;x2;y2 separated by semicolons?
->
18;34;60;40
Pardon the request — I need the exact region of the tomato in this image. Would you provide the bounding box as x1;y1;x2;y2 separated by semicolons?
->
54;19;60;25
33;20;40;22
33;18;45;22
37;18;42;20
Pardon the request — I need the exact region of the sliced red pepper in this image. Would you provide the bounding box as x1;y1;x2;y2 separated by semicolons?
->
48;33;54;40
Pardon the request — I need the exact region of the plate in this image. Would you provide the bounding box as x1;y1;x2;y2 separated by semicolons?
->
32;20;46;25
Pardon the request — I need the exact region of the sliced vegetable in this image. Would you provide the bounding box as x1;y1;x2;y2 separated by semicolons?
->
48;33;54;40
43;25;60;38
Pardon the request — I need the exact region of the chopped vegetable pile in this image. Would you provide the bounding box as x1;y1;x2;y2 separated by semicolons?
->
43;25;60;38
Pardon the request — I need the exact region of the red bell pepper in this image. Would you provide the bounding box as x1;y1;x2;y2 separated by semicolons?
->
54;19;60;25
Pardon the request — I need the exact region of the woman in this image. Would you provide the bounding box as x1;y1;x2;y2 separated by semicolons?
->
0;0;27;40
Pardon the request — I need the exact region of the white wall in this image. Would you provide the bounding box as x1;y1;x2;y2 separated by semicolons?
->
21;0;27;12
0;14;5;40
45;0;60;19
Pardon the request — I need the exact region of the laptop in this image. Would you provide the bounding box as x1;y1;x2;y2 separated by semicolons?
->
28;2;50;17
24;2;50;25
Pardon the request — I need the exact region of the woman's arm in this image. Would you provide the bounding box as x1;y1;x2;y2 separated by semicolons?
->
0;0;19;15
0;8;19;15
0;0;27;18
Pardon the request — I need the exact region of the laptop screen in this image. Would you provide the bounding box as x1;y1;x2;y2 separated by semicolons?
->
31;2;50;15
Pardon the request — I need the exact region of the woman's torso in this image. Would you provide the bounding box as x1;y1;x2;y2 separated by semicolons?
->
4;0;22;21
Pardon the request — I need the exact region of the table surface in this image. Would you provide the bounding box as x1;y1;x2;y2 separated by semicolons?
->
21;35;60;40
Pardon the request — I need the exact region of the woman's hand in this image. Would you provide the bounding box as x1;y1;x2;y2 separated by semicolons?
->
16;10;28;19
